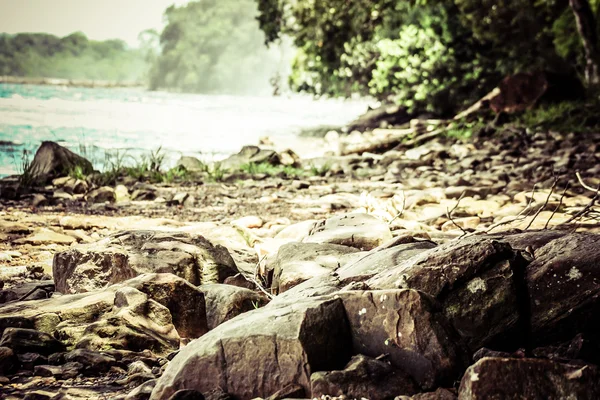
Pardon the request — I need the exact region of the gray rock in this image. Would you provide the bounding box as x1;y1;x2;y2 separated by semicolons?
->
198;284;268;330
26;141;93;185
311;354;418;400
53;231;238;294
303;213;393;251
270;242;360;294
150;297;352;400
337;290;467;389
0;346;17;375
85;186;116;204
0;328;65;355
459;357;600;399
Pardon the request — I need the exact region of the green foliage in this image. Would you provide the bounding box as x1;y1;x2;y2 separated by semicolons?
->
258;0;593;115
149;0;285;94
309;162;331;177
0;32;148;81
517;100;600;132
68;165;87;180
240;162;305;178
14;149;33;188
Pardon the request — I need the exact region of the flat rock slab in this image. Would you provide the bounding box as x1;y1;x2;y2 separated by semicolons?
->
271;242;360;294
303;213;393;251
459;357;600;399
53;230;238;294
151;297;352;400
337;240;437;283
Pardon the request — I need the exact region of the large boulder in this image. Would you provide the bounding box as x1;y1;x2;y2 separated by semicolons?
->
310;354;418;400
337;290;467;389
197;284;268;330
0;328;65;355
53;230;238;294
270;242;360;294
459;357;600;399
303;213;393;251
26;141;93;185
337;239;437;283
0;274;209;355
151;297;353;400
527;233;600;344
367;236;526;352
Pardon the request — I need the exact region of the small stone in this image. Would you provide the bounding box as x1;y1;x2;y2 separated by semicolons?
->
31;194;48;208
231;216;263;229
86;187;116;204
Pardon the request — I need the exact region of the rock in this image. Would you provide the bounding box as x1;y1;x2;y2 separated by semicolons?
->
231;216;263;229
126;379;158;400
62;178;88;195
220;146;280;171
336;239;437;283
337;290;466;389
198;284;267;330
395;388;457;400
270;242;360;294
367;236;526;352
526;233;600;343
63;349;116;375
85;186;116;204
151;297;352;400
279;149;301;167
310;354;418;400
26;141;93;185
129;360;153;375
275;220;317;241
167;390;205;400
115;185;130;202
126;274;208;339
265;383;304;400
0;220;31;234
0;346;17;375
53;230;237;294
31;194;48;207
18;352;48;370
76;287;180;355
459;357;600;399
15;229;77;245
176;156;205;172
0;328;65;355
441;216;481;232
33;361;82;379
303;213;393;251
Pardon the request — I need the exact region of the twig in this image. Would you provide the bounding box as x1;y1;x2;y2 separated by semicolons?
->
545;182;568;229
388;190;406;225
558;173;600;225
446;191;467;236
485;183;538;233
525;178;557;230
252;254;273;299
576;171;598;192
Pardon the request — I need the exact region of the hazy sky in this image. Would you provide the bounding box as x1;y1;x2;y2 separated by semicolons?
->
0;0;190;46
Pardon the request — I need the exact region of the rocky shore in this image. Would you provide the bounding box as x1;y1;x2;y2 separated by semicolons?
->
0;126;599;399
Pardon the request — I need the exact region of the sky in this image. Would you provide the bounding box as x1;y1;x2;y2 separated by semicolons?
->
0;0;190;47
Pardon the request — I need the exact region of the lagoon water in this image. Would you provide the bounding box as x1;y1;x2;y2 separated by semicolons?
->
0;83;368;177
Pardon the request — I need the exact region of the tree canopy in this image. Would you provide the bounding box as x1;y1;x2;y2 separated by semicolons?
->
0;32;148;82
148;0;290;94
256;0;600;115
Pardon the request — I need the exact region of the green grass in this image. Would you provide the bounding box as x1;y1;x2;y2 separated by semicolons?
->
14;149;34;188
516;100;600;132
240;162;306;179
309;162;331;177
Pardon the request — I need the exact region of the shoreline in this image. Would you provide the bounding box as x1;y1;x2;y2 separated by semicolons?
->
0;75;144;89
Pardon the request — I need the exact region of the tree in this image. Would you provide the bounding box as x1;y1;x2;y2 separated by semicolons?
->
256;0;600;115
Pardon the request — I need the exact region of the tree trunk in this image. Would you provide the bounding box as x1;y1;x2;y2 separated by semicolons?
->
569;0;600;87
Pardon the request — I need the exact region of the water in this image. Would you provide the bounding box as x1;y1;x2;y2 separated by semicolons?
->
0;83;369;177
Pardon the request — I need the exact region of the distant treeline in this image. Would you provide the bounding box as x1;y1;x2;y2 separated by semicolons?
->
0;32;148;82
